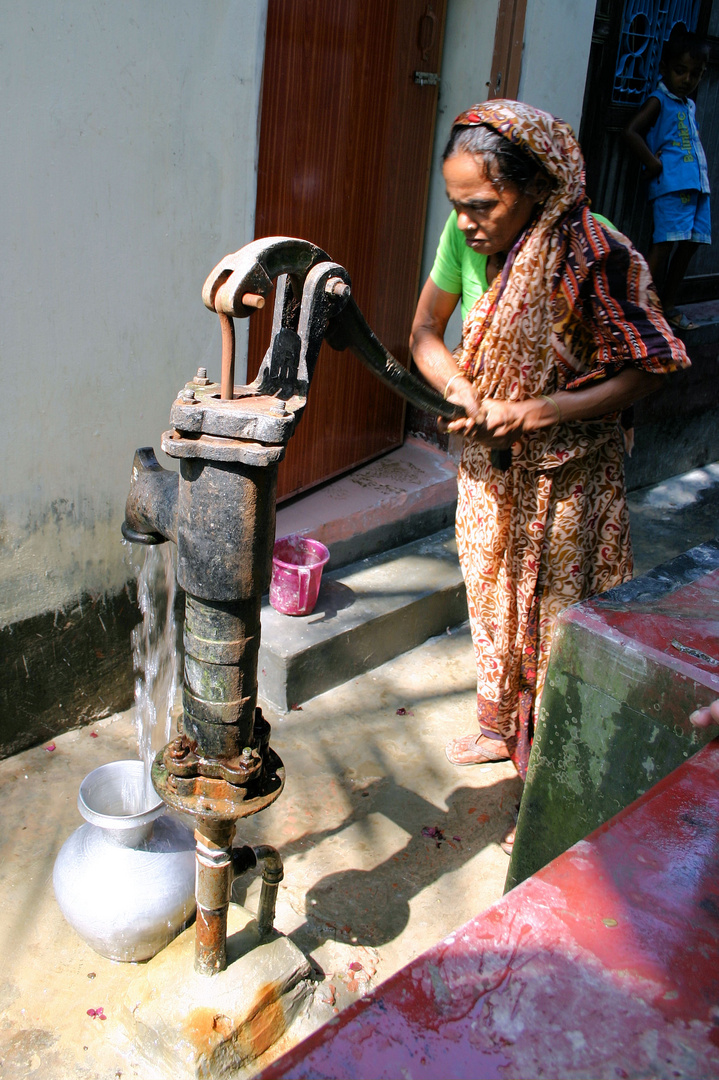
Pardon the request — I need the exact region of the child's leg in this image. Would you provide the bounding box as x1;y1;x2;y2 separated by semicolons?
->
647;240;672;284
662;240;699;311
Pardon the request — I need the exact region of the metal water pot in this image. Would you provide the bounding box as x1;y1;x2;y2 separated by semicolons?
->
53;760;196;961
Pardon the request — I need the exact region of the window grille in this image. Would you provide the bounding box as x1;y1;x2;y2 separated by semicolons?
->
612;0;700;103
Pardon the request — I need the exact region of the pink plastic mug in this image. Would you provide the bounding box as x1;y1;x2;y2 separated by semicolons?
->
269;535;330;616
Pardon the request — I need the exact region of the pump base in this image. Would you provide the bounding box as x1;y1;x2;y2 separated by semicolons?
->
122;902;312;1079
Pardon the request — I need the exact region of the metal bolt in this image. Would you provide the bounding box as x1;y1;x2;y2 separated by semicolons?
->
168;737;190;760
242;747;253;761
179;388;196;403
193;367;210;386
270;399;287;416
325;277;351;299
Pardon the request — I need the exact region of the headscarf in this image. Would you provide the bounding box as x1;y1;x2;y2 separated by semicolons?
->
451;100;687;470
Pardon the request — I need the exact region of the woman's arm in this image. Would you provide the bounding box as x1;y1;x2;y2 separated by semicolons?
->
410;277;485;428
475;368;665;442
623;98;663;179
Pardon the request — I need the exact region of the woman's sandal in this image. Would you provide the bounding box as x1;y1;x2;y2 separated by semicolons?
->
666;308;699;331
445;733;511;765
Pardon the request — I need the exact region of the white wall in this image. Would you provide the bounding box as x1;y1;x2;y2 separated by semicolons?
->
518;0;596;135
419;0;501;347
0;1;267;627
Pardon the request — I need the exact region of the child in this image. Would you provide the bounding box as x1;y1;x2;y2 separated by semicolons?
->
624;27;711;329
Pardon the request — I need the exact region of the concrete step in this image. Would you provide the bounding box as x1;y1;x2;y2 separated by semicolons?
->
257;528;467;712
274;437;458;571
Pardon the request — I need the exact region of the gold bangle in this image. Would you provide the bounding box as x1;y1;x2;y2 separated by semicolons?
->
443;371;466;400
540;394;562;422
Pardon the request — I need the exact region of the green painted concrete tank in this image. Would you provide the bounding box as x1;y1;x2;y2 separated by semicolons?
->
506;541;719;892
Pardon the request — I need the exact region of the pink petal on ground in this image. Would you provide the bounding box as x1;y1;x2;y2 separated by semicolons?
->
90;731;99;738
45;743;56;752
87;1009;97;1017
349;961;363;972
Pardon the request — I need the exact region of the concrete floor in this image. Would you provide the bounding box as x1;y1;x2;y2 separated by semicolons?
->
0;626;520;1080
1;461;717;1079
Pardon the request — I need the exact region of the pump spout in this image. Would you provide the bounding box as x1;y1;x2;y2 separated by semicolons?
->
122;447;179;545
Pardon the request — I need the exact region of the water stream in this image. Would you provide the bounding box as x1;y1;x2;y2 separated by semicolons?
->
129;543;180;812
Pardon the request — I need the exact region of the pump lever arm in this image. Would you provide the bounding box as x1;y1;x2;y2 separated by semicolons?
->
201;236;465;423
325;297;463;422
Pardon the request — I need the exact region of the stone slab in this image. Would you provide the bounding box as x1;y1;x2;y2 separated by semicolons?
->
123;903;313;1079
257;739;719;1080
275;437;458;570
507;540;719;890
258;528;467;712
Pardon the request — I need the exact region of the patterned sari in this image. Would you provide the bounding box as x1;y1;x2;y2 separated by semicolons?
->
452;102;690;779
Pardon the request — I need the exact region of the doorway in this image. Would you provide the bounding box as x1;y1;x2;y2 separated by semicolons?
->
250;0;447;500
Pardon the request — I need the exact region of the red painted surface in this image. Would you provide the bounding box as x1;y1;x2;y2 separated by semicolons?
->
593;567;719;679
259;739;719;1079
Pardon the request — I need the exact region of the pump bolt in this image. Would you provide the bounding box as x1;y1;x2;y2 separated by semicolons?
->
193;367;210;386
179;388;196;403
242;747;253;761
168;737;190;760
270;399;287;417
325;277;351;299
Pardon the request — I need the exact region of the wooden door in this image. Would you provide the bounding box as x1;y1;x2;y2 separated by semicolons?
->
250;0;446;500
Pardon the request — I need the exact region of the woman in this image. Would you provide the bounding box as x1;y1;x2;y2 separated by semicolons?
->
410;101;689;798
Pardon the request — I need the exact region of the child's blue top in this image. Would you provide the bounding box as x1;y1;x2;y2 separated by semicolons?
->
645;80;709;200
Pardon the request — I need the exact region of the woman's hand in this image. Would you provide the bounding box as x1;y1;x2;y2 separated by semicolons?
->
441;375;485;435
478;397;559;441
442;394;560;444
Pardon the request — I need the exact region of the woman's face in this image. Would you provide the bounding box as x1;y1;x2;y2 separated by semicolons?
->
443;151;543;257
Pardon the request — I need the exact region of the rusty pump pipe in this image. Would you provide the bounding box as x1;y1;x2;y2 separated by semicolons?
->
122;237;463;976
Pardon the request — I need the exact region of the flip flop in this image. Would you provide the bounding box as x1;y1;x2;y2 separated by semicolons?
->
445;733;511;765
666;308;699;331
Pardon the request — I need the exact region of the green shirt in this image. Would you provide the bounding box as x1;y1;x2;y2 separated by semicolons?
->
429;210;617;320
429;211;488;320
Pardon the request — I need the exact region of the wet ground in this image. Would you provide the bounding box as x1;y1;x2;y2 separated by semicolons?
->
0;461;717;1079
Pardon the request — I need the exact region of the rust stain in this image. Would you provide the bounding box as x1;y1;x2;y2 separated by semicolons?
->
244;996;286;1060
183;1007;227;1056
186;981;289;1068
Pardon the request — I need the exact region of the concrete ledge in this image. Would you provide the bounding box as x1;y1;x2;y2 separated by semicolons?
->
507;540;719;890
258;529;468;712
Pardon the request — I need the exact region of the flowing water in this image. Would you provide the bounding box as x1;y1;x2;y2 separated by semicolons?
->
129;543;180;812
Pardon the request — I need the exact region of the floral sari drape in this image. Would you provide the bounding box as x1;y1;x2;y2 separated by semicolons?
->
452;102;690;778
